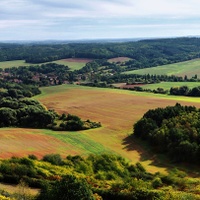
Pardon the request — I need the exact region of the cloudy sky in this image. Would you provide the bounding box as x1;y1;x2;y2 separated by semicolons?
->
1;0;200;41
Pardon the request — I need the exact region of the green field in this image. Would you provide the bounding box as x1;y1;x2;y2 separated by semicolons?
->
124;59;200;78
40;129;112;155
141;82;200;90
52;59;88;71
0;60;33;69
0;59;89;71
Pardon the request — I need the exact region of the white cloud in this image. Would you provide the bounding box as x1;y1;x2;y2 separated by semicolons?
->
1;0;200;40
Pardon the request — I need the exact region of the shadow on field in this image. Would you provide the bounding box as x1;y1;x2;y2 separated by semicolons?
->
122;134;169;168
123;135;200;176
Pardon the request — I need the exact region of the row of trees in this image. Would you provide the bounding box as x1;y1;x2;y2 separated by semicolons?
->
0;97;101;131
170;85;200;96
134;103;200;163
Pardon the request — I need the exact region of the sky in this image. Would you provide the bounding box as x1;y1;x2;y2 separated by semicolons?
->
1;0;200;41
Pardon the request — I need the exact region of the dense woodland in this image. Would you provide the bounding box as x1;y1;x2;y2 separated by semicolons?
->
134;104;200;163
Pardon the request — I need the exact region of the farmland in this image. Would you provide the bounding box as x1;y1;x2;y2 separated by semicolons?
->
114;81;200;91
33;84;200;172
124;59;200;78
0;58;91;71
1;84;200;173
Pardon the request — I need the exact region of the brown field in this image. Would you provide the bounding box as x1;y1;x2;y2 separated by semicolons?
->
0;128;81;159
62;58;93;63
1;85;200;173
108;57;132;63
112;83;146;89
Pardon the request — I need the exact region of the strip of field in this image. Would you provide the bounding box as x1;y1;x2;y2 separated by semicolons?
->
124;59;200;78
52;58;92;70
108;57;132;63
0;60;32;69
0;58;90;70
1;85;200;173
115;82;200;90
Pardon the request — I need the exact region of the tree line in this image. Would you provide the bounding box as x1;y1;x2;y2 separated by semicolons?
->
0;97;101;131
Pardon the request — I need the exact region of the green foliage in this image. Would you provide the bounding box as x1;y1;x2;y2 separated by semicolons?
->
0;95;100;131
42;154;63;166
133;104;200;163
0;154;200;199
36;175;95;200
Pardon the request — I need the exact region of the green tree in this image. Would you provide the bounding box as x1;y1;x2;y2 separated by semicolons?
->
37;175;94;200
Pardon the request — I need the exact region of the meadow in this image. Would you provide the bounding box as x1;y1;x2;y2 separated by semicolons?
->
115;82;200;91
124;59;200;78
0;58;90;71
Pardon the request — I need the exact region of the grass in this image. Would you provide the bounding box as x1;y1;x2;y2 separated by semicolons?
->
0;182;39;196
0;60;32;69
0;58;90;71
140;82;200;90
39;129;112;155
124;59;200;78
52;59;91;71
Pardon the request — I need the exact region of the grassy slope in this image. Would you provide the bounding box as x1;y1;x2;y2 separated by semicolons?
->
0;60;33;69
124;59;200;78
141;82;200;90
1;84;200;173
0;59;88;71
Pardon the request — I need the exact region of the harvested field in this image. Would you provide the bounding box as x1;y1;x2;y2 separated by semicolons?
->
108;57;132;63
0;128;83;159
62;58;92;63
113;83;146;89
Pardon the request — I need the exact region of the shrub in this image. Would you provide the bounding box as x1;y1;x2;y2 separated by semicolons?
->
42;154;63;165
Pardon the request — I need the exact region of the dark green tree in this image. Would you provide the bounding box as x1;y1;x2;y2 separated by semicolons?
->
37;175;94;200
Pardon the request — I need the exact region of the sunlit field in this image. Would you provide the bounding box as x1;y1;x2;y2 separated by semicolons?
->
124;59;200;78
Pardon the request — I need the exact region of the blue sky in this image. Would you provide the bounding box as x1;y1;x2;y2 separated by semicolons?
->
1;0;200;41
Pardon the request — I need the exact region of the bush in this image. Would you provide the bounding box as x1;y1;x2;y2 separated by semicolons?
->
37;175;95;200
42;154;63;165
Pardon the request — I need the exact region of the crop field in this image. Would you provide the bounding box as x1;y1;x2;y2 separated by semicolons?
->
108;57;132;63
1;85;200;173
114;82;200;90
124;59;200;78
52;58;92;71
